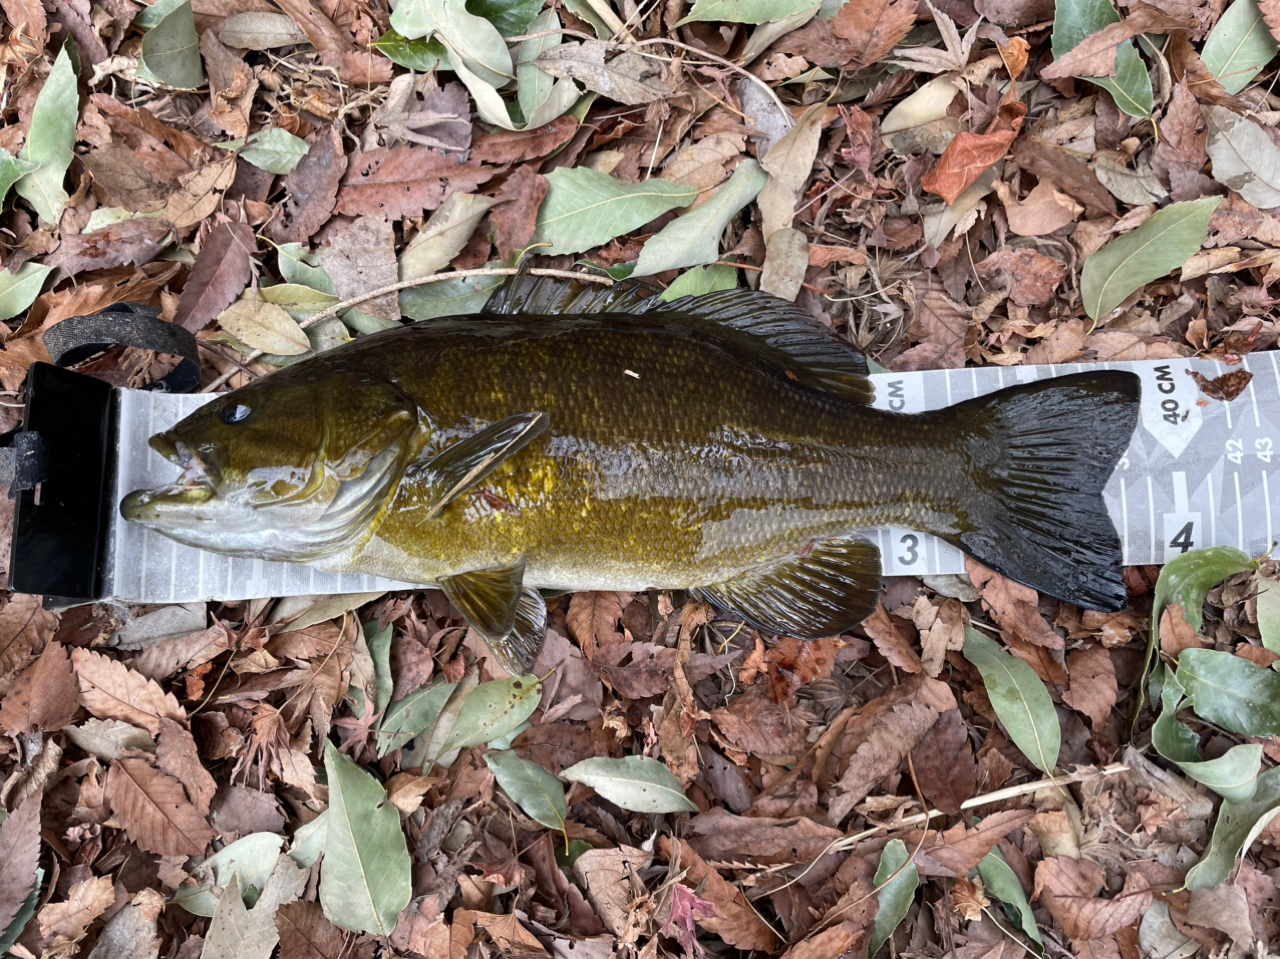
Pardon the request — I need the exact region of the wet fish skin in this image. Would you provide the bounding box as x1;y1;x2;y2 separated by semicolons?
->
121;282;1141;672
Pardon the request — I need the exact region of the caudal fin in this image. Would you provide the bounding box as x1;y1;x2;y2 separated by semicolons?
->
941;370;1141;612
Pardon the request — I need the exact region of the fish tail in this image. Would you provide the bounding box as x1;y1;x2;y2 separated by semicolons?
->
939;370;1141;612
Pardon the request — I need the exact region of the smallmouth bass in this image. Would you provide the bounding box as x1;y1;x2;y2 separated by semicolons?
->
121;277;1141;673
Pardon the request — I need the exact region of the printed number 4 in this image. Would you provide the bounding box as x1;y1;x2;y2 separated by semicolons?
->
898;534;919;566
1169;521;1194;554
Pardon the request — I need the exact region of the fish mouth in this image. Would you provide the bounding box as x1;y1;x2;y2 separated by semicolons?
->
120;435;219;522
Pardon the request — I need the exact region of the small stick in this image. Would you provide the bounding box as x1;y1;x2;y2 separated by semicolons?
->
201;267;616;393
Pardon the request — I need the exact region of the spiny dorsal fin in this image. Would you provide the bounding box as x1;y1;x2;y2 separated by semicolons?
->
638;290;874;405
483;271;654;316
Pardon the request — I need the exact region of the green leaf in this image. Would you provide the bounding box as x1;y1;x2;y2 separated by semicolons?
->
659;264;739;301
1151;666;1201;764
1050;0;1152;116
632;160;768;276
561;755;698;813
1202;0;1278;95
1258;575;1280;657
677;0;818;23
1177;648;1280;738
1204;105;1280;210
376;680;457;758
173;832;286;916
288;811;327;869
275;243;336;294
257;283;341;320
237;129;309;175
978;850;1043;950
870;839;919;955
532;168;700;255
468;0;546;37
1080;197;1220;319
218;297;311;354
961;627;1060;773
442;675;542;752
518;9;560;121
0;868;42;956
0;149;35;207
372;28;449;71
140;0;205;90
320;743;412;935
0;263;53;322
16;44;78;225
400;271;506;320
133;0;188;30
1179;744;1264;803
366;621;394;717
1187;765;1280;888
391;0;512;85
485;751;568;832
1151;546;1258;651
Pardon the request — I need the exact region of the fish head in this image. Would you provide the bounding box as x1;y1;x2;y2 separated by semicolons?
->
121;370;419;560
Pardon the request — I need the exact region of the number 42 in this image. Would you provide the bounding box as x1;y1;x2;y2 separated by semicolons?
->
1227;438;1274;463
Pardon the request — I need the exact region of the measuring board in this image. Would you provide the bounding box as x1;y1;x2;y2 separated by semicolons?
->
104;353;1279;604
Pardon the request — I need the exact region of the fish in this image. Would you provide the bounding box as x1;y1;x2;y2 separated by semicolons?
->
121;276;1142;674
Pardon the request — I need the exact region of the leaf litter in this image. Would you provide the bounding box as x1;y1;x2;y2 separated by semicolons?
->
1;0;1280;953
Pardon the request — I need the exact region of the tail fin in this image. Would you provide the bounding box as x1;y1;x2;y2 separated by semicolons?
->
940;370;1141;612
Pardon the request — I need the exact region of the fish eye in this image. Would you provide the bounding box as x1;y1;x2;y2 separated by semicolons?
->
221;404;252;425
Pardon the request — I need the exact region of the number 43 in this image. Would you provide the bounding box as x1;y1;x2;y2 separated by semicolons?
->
1227;438;1274;463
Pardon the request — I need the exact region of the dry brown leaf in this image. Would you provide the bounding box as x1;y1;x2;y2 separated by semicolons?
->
276;900;345;959
1035;857;1152;939
923;128;1018;205
267;126;348;245
912;708;977;814
471;116;578;165
336;145;493;220
912;808;1035;876
71;647;187;735
909;282;977;356
566;591;626;660
658;837;778;951
1062;645;1118;728
491;166;548;262
1040;4;1195;79
997;179;1083;236
175;222;256;333
0;793;42;934
765;636;844;700
156;717;217;814
862;603;922;673
85;888;165;959
105;757;213;856
968;559;1063;649
45;218;173;278
163;156;237;230
0;593;59;689
976;247;1069;307
37;875;115;947
1012;139;1118;217
321;216;399;321
0;640;78;733
133;623;236;682
832;0;919;67
827;676;955;822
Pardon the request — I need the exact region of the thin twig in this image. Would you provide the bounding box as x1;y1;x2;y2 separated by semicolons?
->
202;267;616;393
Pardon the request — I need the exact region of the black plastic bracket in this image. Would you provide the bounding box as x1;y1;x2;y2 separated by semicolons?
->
9;363;118;607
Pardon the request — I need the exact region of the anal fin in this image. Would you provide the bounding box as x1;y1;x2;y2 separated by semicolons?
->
690;536;882;640
439;559;548;674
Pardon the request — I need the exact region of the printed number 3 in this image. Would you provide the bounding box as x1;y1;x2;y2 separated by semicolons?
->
1169;522;1194;554
899;533;919;565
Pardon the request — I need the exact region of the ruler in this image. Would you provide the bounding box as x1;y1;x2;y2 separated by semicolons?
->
105;354;1279;603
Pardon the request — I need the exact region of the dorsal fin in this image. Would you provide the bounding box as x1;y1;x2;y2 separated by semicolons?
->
638;290;874;405
483;271;655;316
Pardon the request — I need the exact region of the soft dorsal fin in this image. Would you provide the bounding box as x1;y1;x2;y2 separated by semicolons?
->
483;271;655;316
637;290;874;405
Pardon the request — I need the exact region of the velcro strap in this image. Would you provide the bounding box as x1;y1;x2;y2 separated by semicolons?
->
42;303;201;393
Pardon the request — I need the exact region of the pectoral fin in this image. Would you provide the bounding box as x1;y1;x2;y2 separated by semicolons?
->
423;411;549;519
690;536;882;639
439;560;548;674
